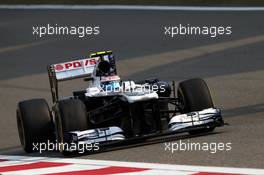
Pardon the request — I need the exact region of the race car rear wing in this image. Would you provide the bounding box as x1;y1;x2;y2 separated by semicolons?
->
50;57;99;81
47;50;116;103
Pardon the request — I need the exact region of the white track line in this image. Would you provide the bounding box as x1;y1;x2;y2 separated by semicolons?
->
0;5;264;11
113;170;194;175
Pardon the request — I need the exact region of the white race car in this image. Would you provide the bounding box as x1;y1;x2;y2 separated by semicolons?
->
16;50;224;154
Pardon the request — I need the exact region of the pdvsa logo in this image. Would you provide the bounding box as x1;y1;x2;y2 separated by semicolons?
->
54;58;97;72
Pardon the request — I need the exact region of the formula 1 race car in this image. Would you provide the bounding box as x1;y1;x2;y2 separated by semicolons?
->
16;50;224;154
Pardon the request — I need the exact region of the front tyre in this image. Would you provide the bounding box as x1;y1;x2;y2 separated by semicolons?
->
55;99;88;155
177;78;215;134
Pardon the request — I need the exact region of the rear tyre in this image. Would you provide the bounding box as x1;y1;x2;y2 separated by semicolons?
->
177;78;215;134
56;99;88;155
17;99;53;153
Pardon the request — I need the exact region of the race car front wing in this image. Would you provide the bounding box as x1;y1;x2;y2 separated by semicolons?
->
64;108;223;148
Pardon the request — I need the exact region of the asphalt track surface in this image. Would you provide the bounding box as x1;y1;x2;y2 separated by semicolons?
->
0;8;264;169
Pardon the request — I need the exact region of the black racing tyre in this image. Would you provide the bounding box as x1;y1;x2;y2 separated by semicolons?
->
56;99;88;154
17;99;53;153
177;78;215;134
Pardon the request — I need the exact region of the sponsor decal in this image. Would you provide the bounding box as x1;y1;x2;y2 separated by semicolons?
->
54;58;97;72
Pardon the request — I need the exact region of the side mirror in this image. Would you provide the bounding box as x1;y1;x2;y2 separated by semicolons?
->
83;77;94;81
